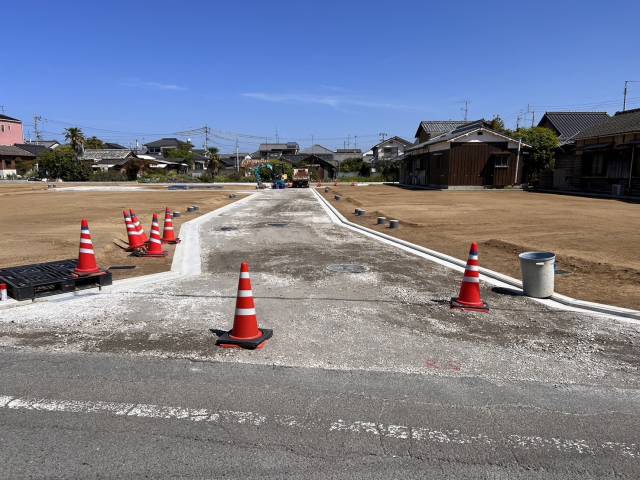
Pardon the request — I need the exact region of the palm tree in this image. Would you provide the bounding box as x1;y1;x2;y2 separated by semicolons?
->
206;147;221;174
64;127;86;156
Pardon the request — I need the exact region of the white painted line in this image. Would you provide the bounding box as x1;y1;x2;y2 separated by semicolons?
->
1;393;638;459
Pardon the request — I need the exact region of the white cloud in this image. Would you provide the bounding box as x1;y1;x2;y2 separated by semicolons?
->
121;79;187;91
241;92;419;111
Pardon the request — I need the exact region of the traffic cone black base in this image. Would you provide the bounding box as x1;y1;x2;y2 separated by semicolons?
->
450;298;489;313
215;328;273;350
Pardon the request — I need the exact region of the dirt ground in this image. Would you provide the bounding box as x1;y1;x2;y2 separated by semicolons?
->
0;184;243;282
322;185;640;310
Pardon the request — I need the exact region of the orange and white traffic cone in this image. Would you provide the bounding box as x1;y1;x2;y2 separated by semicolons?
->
123;210;145;250
74;219;102;276
141;213;167;257
162;207;179;244
215;262;272;349
129;209;148;244
450;242;489;313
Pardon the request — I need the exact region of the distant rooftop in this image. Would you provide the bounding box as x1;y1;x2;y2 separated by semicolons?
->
0;114;21;123
539;111;610;143
575;108;640;139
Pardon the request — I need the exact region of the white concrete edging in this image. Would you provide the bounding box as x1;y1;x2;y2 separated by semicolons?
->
311;188;640;323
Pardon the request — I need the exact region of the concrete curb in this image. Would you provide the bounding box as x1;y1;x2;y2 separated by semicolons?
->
0;193;258;308
311;188;640;322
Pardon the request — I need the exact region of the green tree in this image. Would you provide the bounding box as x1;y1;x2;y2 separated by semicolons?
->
339;157;364;173
377;160;399;181
165;143;195;168
37;146;92;181
487;115;511;135
513;127;560;181
63;127;86;156
85;136;105;149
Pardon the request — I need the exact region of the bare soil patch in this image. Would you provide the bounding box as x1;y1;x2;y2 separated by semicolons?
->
322;185;640;310
0;185;243;281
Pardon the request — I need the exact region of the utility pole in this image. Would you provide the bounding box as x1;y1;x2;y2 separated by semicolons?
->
33;115;42;142
623;80;640;111
203;125;211;152
346;134;351;149
235;138;240;173
527;104;535;128
462;99;470;121
311;134;314;146
275;128;279;143
354;135;358;149
0;105;5;114
516;112;522;130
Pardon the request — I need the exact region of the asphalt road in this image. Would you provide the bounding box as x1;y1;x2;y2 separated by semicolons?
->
2;188;640;478
1;350;639;479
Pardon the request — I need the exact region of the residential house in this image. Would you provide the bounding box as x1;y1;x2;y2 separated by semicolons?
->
536;111;610;189
218;153;251;174
370;136;413;167
285;146;338;181
143;138;190;155
0;145;35;178
401;120;529;188
0;114;24;146
81;149;140;174
571;108;640;196
333;148;362;164
257;142;299;159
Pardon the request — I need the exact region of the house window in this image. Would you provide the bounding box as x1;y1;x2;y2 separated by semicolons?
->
1;125;4;132
494;156;510;168
588;152;607;176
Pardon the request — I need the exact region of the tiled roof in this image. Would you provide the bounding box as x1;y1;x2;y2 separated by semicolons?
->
418;120;471;135
14;143;49;156
371;136;413;149
82;149;133;161
0;145;35;157
539;112;610;143
143;138;188;148
407;120;528;152
574;109;640;139
300;144;334;155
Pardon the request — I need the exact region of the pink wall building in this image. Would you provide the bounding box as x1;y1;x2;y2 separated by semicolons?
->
0;114;24;145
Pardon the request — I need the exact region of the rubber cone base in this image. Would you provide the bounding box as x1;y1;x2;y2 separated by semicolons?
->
450;297;489;313
141;251;168;257
71;269;107;279
214;328;273;350
162;238;181;245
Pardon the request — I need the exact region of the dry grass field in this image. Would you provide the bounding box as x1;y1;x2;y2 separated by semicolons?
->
0;184;242;280
322;185;640;310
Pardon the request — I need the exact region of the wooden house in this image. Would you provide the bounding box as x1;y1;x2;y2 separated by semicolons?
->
572;108;640;196
400;120;529;188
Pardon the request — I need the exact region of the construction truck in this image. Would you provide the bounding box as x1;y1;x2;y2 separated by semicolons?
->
292;168;310;188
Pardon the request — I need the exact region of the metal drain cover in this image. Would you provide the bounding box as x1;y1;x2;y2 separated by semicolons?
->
219;226;237;231
267;222;289;227
326;264;368;274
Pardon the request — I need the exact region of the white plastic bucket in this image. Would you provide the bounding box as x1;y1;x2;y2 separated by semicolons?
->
519;251;555;298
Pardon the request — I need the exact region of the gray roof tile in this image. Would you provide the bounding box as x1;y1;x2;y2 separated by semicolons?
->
574;109;640;139
539;111;610;142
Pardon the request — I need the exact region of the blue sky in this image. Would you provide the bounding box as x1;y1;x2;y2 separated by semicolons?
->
2;0;640;152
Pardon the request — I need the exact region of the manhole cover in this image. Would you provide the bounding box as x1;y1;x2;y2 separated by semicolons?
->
326;264;368;274
219;226;237;231
267;223;289;227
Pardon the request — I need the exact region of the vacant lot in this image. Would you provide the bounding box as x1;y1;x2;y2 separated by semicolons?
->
0;184;242;281
322;185;640;310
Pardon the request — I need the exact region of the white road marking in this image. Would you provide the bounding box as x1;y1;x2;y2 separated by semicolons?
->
1;394;637;459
